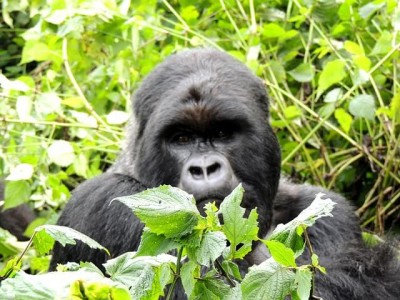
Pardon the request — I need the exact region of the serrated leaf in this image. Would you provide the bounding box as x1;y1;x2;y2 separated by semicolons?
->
265;240;296;267
334;108;353;133
242;258;295;299
193;231;226;267
317;60;346;96
192;277;231;300
219;185;259;259
294;268;312;300
349;94;376;120
104;252;175;300
136;229;179;256
268;193;335;255
114;185;200;238
33;225;108;256
48;140;76;167
288;63;315;82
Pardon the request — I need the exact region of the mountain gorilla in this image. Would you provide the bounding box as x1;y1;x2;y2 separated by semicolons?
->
50;49;400;299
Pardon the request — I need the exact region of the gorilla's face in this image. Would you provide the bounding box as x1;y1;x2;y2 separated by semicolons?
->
127;49;281;234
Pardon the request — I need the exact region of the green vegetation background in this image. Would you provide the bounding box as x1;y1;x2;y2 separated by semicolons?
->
0;0;399;245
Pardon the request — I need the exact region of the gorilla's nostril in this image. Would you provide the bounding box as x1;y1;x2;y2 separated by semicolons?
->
207;163;220;176
189;166;204;179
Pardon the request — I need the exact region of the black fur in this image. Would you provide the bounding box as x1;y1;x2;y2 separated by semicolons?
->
50;49;400;299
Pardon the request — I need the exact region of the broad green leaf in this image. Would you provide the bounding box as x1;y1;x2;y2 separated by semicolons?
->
324;88;343;103
0;228;27;258
265;240;296;267
371;31;392;56
221;260;242;281
16;96;33;120
3;180;30;210
268;193;335;255
61;97;85;109
104;252;175;300
192;231;226;267
114;186;200;238
242;259;295;299
284;106;302;120
180;260;199;297
288;63;315;82
6;164;34;181
136;229;180;256
262;23;286;39
48;140;76;167
293;268;312;300
334;108;353;133
69;278;131;300
344;41;364;55
0;74;30;92
106;110;130;125
359;1;385;19
219;184;259;259
268;61;286;83
0;270;108;300
21;41;57;64
349;94;376;120
180;5;199;23
33;225;109;256
192;277;231;300
317;60;346;96
35;92;62;116
391;93;400;121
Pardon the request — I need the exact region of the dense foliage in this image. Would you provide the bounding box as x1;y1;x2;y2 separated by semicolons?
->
0;0;399;276
0;185;335;299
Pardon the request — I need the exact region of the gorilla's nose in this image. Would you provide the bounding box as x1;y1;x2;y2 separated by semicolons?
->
180;153;234;197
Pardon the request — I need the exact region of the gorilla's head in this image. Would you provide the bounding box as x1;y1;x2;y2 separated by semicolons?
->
115;49;281;234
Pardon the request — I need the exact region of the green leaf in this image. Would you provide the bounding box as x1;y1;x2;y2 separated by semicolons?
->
317;60;346;96
262;23;286;38
349;94;376;120
344;41;364;55
21;41;56;64
47;140;76;167
192;277;231;300
334;108;353;133
104;252;175;300
221;261;242;281
371;31;392;56
6;163;34;181
265;240;296;267
69;278;131;300
391;93;400;121
192;231;227;267
0;270;109;300
284;106;302;120
288;63;315;82
268;193;335;255
180;260;199;297
114;185;200;238
242;259;296;299
136;229;180;256
359;1;385;19
3;180;30;210
219;184;259;259
324;88;343;103
33;225;109;256
293;268;312;300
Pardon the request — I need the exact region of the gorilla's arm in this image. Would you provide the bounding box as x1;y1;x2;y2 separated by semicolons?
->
50;173;146;270
272;181;400;299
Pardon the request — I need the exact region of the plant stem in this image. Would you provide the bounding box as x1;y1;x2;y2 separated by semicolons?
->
166;247;184;300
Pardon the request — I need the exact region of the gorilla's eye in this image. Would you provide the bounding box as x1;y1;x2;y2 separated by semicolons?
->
214;128;232;140
173;134;192;145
